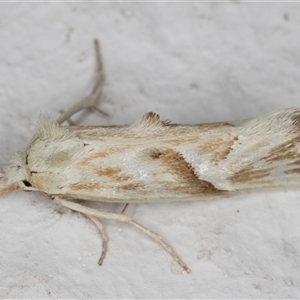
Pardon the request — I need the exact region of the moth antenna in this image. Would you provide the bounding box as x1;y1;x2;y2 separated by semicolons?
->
56;39;107;124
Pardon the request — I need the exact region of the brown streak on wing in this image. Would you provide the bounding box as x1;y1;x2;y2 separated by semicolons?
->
70;183;101;190
116;183;147;191
196;134;238;163
291;113;300;129
150;148;222;194
198;137;225;154
285;167;300;174
263;137;300;163
189;122;234;131
289;159;300;166
88;150;118;158
76;147;129;167
230;166;273;184
211;136;239;162
95;167;132;182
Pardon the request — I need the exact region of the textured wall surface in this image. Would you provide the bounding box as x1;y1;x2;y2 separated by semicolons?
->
0;2;300;298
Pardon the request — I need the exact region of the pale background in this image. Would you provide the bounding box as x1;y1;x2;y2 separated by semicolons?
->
0;2;300;299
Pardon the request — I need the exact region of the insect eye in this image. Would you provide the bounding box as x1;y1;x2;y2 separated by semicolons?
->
22;180;32;187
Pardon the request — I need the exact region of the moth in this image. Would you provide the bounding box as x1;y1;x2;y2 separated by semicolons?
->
1;40;300;273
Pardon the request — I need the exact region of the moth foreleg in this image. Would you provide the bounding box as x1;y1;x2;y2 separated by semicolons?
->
53;196;191;273
121;203;129;214
85;214;108;265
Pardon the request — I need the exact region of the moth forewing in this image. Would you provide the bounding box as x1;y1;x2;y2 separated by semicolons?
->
14;108;300;203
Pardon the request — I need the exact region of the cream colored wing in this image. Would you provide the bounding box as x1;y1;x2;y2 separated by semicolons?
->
16;109;300;203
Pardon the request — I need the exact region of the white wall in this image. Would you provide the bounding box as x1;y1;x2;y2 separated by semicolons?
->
0;2;300;298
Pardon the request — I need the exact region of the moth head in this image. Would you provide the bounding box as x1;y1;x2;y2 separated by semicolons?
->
0;149;27;196
25;114;82;173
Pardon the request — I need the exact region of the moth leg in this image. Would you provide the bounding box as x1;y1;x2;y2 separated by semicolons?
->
85;214;108;265
53;197;191;273
57;39;108;125
121;203;129;214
